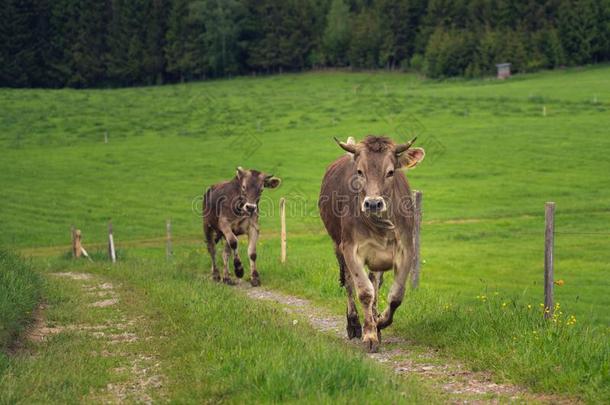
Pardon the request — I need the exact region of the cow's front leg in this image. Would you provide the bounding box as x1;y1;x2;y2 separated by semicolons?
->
369;271;383;342
221;241;236;285
377;250;411;330
219;218;244;278
368;271;383;319
247;223;260;286
341;242;378;352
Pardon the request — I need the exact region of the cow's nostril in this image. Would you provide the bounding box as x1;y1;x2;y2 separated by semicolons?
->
364;201;370;209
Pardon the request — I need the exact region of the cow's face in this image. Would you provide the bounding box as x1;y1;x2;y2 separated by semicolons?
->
236;167;281;215
336;136;424;214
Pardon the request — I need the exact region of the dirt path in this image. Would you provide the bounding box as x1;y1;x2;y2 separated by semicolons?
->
240;284;568;404
30;272;164;403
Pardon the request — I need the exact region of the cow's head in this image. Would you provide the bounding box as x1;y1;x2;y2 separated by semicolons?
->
335;135;425;214
235;167;281;215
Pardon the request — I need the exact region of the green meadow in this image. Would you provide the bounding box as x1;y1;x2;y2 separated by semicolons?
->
1;66;609;401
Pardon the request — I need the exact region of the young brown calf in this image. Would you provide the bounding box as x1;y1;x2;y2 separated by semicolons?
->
203;167;281;286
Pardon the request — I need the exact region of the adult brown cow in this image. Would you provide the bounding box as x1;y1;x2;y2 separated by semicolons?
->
203;167;281;286
319;135;425;352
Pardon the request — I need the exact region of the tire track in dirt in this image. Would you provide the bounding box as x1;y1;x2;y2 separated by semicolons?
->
240;284;574;404
28;272;165;403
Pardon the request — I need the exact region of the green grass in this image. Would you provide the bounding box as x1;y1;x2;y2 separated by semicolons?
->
0;258;440;403
1;65;609;401
0;250;41;365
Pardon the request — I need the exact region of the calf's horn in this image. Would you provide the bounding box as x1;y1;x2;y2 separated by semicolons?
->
334;137;357;154
394;137;418;155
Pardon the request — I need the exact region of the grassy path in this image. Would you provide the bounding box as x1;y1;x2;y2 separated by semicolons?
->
1;271;166;403
1;264;446;403
2;256;603;403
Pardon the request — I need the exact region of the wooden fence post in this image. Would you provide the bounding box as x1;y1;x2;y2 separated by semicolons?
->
280;197;286;263
74;229;83;259
71;225;77;258
411;191;423;289
166;219;173;260
544;202;555;319
108;221;116;263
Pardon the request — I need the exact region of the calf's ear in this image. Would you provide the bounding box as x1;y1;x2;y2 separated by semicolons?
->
397;147;425;169
264;176;281;189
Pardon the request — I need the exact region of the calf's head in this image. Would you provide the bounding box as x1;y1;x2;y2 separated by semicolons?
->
235;167;281;215
335;136;425;214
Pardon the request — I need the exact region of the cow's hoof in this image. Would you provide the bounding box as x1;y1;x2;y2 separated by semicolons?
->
234;259;244;278
250;277;261;287
212;273;221;282
346;321;362;339
363;334;379;353
222;277;237;286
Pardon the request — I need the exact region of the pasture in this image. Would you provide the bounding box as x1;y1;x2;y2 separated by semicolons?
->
1;66;609;402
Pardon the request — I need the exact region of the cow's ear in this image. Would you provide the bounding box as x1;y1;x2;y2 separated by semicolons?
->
264;176;281;189
397;148;425;169
236;166;245;179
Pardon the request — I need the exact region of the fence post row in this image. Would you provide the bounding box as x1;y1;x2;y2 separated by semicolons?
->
544;202;555;319
280;197;286;263
411;190;423;289
108;221;117;263
166;219;173;260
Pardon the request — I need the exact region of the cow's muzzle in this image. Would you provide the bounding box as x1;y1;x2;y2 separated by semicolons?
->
243;203;257;215
362;197;386;213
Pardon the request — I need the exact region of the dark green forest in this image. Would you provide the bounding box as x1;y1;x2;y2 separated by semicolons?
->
1;0;609;87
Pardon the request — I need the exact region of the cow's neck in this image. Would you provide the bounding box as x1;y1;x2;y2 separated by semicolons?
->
362;211;395;234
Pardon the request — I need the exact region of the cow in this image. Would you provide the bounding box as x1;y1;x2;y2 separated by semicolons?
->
203;167;281;286
319;135;425;352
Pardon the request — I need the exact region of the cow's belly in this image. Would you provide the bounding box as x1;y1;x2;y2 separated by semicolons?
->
358;240;395;272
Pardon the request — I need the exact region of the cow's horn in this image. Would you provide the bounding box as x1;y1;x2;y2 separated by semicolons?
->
334;137;357;154
394;137;417;155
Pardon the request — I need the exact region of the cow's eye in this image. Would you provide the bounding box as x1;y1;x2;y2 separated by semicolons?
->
357;169;364;177
386;170;394;178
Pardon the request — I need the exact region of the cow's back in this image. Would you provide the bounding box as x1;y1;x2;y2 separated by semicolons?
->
204;180;237;229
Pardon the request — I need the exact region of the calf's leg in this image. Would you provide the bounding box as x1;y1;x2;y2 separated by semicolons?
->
221;241;236;285
204;224;220;282
219;218;244;278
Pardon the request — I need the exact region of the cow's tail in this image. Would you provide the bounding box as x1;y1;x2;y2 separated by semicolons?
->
335;248;347;288
203;187;212;240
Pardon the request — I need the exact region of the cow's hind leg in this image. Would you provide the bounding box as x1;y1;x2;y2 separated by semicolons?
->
221;241;236;285
345;271;362;339
337;249;361;339
205;224;220;282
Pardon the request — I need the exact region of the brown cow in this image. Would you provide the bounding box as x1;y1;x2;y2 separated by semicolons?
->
203;167;281;286
319;135;425;352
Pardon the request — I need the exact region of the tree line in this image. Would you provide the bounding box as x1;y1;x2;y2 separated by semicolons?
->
1;0;609;88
